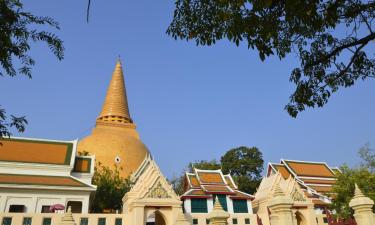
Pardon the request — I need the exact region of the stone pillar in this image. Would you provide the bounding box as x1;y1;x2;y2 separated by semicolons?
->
208;196;230;225
267;184;294;225
58;206;76;225
349;184;375;225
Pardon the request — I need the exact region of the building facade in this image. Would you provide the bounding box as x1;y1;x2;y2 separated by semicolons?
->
0;137;96;214
181;169;255;225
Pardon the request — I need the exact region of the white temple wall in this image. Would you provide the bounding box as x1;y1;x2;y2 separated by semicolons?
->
0;188;91;213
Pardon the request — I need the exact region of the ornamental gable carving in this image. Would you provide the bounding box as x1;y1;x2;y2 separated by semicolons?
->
146;181;171;199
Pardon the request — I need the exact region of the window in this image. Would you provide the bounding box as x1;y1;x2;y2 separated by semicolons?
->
2;217;12;225
41;206;51;213
115;218;122;225
80;218;88;225
42;218;51;225
192;219;198;225
22;217;32;225
98;218;106;225
213;195;227;211
191;198;208;213
67;201;82;213
233;199;248;213
245;218;250;224
9;205;26;213
232;218;238;224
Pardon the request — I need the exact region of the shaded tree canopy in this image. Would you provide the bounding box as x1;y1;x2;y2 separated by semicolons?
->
90;163;132;213
221;146;264;194
0;0;64;138
167;0;375;117
331;144;375;219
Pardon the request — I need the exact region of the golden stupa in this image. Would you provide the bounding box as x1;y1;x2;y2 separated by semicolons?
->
78;60;149;178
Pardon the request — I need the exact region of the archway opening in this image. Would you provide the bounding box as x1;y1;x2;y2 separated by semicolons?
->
295;211;306;225
146;210;166;225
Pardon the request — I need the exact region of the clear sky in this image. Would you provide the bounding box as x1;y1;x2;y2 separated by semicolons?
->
1;1;374;178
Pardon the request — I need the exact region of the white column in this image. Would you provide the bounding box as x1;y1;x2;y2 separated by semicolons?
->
226;196;233;214
207;198;213;213
184;199;191;213
247;200;253;214
82;196;90;213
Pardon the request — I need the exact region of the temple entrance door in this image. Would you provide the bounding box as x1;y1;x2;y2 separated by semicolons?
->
295;212;307;225
146;210;167;225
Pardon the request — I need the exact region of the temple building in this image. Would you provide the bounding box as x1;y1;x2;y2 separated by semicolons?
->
0;137;95;213
180;169;255;225
266;159;339;207
78;60;150;178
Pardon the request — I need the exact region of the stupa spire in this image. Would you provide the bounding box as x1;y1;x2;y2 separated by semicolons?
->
96;60;132;125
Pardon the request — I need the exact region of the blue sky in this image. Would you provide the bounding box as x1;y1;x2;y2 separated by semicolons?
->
1;1;374;178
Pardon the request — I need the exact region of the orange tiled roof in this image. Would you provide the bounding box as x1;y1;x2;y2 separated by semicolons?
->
187;174;200;188
181;169;254;200
230;190;254;199
283;160;335;178
273;164;292;179
202;185;232;193
300;178;336;185
308;185;333;193
0;138;73;165
197;171;225;184
0;174;88;187
312;199;329;206
73;157;92;173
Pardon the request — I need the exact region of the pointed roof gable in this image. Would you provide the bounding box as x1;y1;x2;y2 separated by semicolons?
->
181;168;254;200
266;159;338;203
96;60;132;125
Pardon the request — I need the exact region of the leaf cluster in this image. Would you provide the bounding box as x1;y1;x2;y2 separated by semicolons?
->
167;0;375;117
0;0;64;78
331;144;375;219
331;165;375;219
0;0;64;138
90;163;133;213
0;106;27;139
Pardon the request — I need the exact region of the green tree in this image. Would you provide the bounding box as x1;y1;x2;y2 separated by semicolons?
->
187;159;221;172
331;144;375;219
221;146;264;194
167;0;375;117
358;143;375;172
90;164;132;213
331;165;375;219
0;0;64;138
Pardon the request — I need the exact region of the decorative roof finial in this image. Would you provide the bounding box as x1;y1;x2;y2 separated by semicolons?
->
96;60;132;125
354;183;365;198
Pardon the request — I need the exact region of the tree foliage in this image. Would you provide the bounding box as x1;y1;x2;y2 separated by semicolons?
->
331;144;375;219
171;146;264;195
0;0;64;138
90;163;132;213
167;0;375;117
331;165;375;219
358;143;375;172
221;146;264;194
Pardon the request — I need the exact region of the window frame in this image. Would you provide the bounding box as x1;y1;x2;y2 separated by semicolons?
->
232;199;249;213
191;198;208;213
